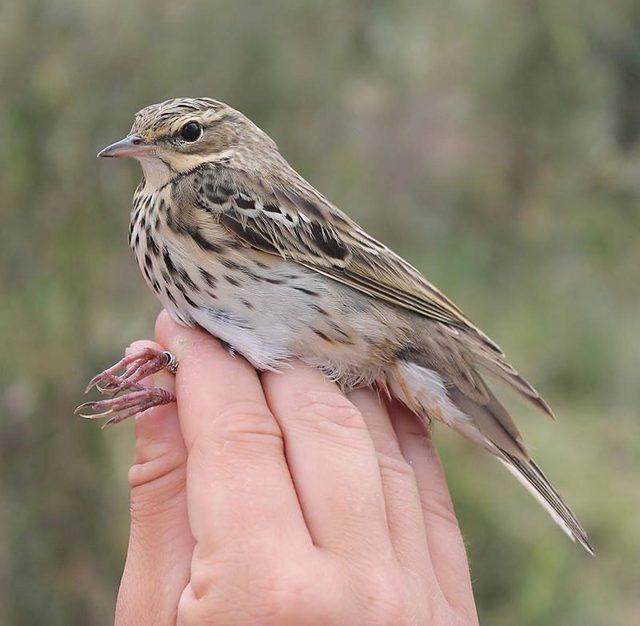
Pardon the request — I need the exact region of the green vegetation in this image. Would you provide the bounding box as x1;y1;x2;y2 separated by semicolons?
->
1;1;638;623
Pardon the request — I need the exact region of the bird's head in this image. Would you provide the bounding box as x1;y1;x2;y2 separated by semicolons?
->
98;97;278;186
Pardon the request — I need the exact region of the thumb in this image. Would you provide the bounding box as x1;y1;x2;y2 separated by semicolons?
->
115;339;193;626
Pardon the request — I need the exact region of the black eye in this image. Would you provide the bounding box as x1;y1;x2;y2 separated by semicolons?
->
180;121;202;142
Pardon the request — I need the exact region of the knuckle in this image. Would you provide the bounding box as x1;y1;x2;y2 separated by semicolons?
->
215;399;279;433
128;446;186;490
183;556;316;626
128;461;186;523
211;400;283;448
295;389;365;431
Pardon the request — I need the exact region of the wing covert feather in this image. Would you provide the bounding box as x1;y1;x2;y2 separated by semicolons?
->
198;165;501;352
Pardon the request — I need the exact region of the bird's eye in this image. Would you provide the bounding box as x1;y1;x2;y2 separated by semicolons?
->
180;121;202;142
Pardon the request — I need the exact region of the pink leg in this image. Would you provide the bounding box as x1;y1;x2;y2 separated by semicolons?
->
77;347;178;427
75;385;175;428
84;347;178;395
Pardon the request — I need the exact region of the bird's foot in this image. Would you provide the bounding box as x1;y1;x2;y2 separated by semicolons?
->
75;385;175;428
84;347;178;395
77;347;178;426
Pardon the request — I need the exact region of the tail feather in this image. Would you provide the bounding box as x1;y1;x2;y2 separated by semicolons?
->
497;452;594;554
446;380;593;552
389;359;592;553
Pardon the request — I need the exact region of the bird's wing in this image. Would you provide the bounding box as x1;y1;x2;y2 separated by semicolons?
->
194;164;552;417
196;165;493;339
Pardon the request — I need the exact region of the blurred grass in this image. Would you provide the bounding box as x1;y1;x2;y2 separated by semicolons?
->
0;0;639;624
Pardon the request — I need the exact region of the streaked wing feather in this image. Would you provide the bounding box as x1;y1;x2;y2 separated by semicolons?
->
209;167;501;351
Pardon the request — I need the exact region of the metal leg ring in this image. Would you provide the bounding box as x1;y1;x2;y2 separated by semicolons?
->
163;351;179;374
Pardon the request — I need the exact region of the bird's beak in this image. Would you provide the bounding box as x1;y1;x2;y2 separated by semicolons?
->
97;135;154;158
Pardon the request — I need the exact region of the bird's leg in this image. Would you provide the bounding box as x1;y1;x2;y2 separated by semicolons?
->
84;347;178;395
76;347;178;426
75;385;175;428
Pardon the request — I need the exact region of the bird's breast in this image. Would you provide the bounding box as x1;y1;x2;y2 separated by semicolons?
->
128;186;405;385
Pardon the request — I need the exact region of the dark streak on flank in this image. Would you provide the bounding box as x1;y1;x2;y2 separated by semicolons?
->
313;329;332;342
220;257;242;271
221;262;260;280
329;321;354;344
311;304;329;316
184;292;198;308
207;308;253;330
292;285;320;297
224;274;241;287
240;298;254;310
200;268;217;287
178;268;197;291
240;267;260;280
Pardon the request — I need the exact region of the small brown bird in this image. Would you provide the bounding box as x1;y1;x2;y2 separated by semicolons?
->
80;97;592;553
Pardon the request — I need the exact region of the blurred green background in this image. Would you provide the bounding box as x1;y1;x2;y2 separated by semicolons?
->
1;1;639;624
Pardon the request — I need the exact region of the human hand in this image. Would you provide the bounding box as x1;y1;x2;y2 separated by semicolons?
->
114;310;478;625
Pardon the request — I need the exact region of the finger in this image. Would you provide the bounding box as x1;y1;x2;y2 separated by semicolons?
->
347;389;434;585
154;311;310;559
116;340;193;626
261;365;392;558
391;402;476;619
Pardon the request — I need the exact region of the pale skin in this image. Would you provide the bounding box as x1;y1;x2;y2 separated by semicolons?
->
115;310;478;625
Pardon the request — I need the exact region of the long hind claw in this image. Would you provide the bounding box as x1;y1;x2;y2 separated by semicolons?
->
85;348;177;395
75;385;175;427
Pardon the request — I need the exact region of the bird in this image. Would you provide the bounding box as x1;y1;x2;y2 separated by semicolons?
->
78;97;593;553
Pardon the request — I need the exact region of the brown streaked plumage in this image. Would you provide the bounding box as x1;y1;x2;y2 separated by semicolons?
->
79;97;592;553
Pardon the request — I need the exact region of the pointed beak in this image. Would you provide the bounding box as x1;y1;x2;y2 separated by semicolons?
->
97;135;154;158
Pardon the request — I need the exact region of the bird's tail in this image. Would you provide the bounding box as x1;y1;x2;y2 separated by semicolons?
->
388;360;593;554
495;450;594;554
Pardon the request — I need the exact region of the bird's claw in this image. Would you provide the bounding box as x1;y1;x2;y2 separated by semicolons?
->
75;385;175;427
79;347;178;426
84;347;177;395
